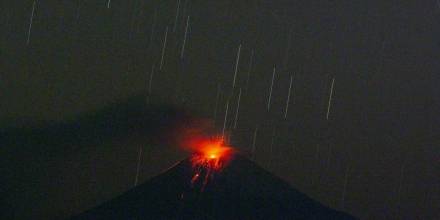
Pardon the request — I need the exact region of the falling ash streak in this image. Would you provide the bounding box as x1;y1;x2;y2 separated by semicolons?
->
159;27;169;70
221;100;229;139
107;0;111;8
268;127;276;167
396;164;405;215
422;189;430;219
181;0;189;17
147;64;156;104
284;74;293;118
173;0;181;32
232;44;242;91
5;10;11;27
376;40;386;75
181;0;191;30
245;49;254;92
251;126;258;160
267;67;276;111
75;1;81;23
213;83;221;124
180;16;190;59
134;1;145;34
341;165;350;209
326;77;335;120
233;88;242;129
148;8;157;48
27;0;36;45
314;143;320;186
326;144;332;171
127;0;141;39
283;28;292;69
315;144;320;164
134;146;143;186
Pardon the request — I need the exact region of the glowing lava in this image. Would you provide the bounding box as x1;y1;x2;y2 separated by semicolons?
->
173;119;235;190
188;136;234;190
190;137;233;170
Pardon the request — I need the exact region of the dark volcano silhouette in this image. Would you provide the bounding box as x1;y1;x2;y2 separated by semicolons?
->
72;154;356;219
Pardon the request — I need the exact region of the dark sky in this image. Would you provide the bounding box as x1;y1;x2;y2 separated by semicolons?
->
1;0;439;219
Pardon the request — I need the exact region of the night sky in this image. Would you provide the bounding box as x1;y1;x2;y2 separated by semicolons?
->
1;0;439;219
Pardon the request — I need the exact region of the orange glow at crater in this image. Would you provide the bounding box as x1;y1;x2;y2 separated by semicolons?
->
187;136;234;191
173;119;235;190
190;136;233;171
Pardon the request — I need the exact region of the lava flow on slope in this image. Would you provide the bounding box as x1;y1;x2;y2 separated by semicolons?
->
187;136;235;191
72;121;356;219
172;117;236;190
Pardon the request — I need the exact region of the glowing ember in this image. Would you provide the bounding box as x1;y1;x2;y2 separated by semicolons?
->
173;119;235;190
190;137;232;170
188;136;234;190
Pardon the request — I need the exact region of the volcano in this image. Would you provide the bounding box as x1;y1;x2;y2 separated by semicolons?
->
72;153;356;219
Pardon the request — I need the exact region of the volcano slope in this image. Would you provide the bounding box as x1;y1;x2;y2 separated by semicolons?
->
73;153;356;219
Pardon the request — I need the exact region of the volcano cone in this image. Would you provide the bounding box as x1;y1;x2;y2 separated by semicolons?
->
73;154;356;219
